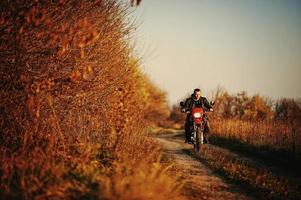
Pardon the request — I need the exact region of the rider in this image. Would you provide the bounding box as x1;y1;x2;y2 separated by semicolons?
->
181;88;213;143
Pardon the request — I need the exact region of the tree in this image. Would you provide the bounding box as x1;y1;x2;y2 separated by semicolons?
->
131;0;142;7
275;98;301;122
243;95;273;120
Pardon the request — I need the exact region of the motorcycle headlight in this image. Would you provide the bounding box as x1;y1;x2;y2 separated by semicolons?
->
193;113;201;118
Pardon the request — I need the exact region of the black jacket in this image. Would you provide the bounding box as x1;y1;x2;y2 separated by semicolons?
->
183;95;212;112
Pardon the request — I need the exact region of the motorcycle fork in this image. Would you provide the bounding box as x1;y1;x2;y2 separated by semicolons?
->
200;126;204;145
190;124;197;143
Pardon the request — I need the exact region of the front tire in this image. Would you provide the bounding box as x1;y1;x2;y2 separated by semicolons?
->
193;130;199;151
196;127;203;152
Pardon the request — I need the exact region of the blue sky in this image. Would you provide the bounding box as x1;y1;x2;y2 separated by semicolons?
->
131;0;301;105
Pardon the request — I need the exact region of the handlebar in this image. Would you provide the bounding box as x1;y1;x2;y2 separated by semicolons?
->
181;108;213;113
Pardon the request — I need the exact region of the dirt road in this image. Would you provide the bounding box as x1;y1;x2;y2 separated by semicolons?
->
156;131;257;200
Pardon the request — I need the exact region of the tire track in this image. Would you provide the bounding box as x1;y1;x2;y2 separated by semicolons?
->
156;131;256;200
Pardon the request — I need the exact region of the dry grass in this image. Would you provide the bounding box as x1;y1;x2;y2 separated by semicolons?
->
211;119;301;153
195;145;301;200
196;118;301;199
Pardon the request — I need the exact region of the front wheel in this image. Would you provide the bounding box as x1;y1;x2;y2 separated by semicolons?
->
195;127;204;152
192;131;199;151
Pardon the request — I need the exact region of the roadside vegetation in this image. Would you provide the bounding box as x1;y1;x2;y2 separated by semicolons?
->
210;89;301;154
170;88;301;158
191;145;301;200
169;88;301;199
0;1;183;199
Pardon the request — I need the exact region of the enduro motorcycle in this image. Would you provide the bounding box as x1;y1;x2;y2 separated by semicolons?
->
180;102;214;152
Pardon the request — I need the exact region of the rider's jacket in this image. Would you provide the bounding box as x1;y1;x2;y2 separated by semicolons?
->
183;95;212;112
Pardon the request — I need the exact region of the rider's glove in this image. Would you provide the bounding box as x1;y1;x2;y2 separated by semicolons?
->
209;108;213;112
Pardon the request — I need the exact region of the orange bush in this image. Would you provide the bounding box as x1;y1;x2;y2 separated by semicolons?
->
142;76;170;127
0;1;185;199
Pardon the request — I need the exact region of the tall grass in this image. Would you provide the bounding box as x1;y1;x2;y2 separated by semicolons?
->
211;119;301;153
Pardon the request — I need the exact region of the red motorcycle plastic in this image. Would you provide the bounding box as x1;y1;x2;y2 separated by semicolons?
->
190;107;205;151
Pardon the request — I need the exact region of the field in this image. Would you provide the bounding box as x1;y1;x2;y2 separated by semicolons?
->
211;119;301;154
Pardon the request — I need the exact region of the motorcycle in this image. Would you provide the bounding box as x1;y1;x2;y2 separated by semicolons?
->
180;101;214;152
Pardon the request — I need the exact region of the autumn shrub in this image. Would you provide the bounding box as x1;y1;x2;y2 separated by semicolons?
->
275;98;301;122
142;76;171;127
0;1;185;199
168;103;186;129
209;88;273;120
205;89;301;155
209;90;301;153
